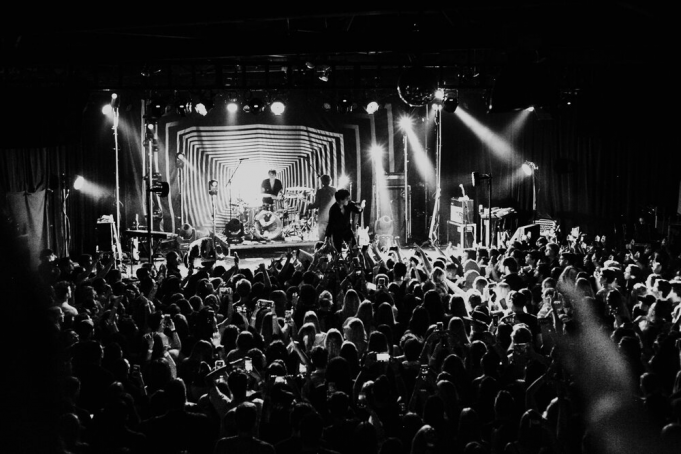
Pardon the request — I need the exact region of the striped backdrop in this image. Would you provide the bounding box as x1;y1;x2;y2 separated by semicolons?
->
161;123;346;234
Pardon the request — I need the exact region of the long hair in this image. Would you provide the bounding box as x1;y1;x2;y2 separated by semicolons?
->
340;289;360;320
355;300;374;336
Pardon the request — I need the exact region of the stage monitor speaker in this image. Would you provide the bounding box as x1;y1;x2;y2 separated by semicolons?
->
447;221;476;249
509;223;541;245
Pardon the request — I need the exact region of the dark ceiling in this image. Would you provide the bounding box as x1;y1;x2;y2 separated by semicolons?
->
1;5;669;94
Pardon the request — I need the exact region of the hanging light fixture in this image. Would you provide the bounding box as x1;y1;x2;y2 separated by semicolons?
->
270;98;286;115
365;101;380;114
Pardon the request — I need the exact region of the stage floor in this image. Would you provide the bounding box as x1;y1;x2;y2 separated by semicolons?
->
121;240;445;281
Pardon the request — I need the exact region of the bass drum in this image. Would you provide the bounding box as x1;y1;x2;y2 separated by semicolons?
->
252;210;283;241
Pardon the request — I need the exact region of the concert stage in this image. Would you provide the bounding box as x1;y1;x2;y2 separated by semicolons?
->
219;236;319;258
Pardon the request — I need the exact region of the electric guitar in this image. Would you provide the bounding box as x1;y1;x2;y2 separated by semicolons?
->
353;200;369;247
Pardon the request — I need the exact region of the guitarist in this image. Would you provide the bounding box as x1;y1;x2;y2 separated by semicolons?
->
324;189;365;254
307;174;336;241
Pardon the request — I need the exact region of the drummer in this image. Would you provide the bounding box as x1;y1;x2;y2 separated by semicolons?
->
261;169;284;211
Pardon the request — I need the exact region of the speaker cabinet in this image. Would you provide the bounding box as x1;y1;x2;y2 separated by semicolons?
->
447;221;476;249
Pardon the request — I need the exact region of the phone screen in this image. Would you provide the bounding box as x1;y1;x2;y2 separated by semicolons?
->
245;358;253;372
377;353;389;362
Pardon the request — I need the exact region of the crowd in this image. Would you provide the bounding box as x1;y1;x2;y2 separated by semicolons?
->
28;228;681;453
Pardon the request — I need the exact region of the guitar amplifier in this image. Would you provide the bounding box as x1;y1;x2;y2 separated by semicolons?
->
447;221;476;249
450;198;474;224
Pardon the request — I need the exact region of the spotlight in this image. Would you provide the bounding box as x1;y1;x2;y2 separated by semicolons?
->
318;65;331;82
471;171;491;187
322;101;333;112
434;88;445;100
338;98;353;114
371;145;384;160
73;176;85;191
526;106;535;112
399;116;413;130
431;98;443;111
176;101;191;117
147;99;165;119
365;101;379;115
195;103;208;116
102;104;112;115
195;95;214;116
338;175;350;188
270;99;286;115
208;179;219;196
244;98;264;114
521;161;537;176
442;94;459;113
226;100;239;113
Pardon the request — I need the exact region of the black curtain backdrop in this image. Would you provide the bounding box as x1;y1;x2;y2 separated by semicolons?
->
1;76;679;261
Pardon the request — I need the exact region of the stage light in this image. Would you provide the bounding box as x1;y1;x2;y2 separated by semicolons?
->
471;171;491;187
147;99;165;119
194;94;214;116
270;99;286;115
244;98;264;114
434;88;445;100
442;94;459;113
176;101;190;117
226;101;239;113
318;65;331;82
322;101;333;112
195;103;208;116
371;145;384;160
101;93;119;116
431;98;443;111
399;116;413;130
338;98;353;114
365;101;379;115
338;175;350;188
522;161;537;176
526;106;535;112
73;176;84;191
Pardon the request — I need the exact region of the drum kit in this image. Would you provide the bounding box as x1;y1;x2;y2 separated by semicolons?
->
224;187;317;241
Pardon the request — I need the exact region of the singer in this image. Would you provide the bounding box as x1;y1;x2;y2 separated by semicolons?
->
325;188;363;253
261;169;284;210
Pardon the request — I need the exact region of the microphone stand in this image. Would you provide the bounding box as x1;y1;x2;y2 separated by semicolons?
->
227;159;246;221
